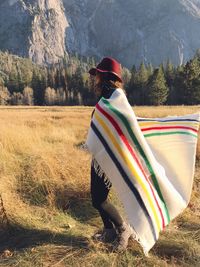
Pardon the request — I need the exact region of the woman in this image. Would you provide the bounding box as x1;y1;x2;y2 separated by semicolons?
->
88;57;134;252
87;58;200;255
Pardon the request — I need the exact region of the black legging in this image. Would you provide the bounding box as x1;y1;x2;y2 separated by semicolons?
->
90;162;123;229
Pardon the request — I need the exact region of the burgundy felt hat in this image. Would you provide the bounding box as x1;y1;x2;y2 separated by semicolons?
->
89;57;122;82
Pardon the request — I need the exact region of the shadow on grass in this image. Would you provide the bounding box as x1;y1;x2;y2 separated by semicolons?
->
66;197;99;223
0;224;90;253
177;221;200;231
17;176;99;225
54;186;99;224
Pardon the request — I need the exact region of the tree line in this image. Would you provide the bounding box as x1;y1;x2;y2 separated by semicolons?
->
0;50;200;106
0;51;97;106
127;56;200;105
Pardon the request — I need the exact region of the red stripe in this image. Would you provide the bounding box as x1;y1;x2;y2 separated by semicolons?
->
96;103;166;229
141;126;197;133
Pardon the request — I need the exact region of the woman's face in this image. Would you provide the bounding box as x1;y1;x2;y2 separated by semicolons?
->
93;73;102;97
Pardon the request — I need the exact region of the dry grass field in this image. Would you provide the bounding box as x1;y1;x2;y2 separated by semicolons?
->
0;106;199;267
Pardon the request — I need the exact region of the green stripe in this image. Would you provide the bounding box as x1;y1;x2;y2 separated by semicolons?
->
101;98;170;224
144;131;197;138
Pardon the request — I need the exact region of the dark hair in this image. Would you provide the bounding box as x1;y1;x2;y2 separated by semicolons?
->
98;72;124;91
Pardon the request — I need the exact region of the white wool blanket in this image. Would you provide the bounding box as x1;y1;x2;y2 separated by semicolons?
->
86;89;200;254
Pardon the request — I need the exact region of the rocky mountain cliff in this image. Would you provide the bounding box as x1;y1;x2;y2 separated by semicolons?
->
1;0;200;67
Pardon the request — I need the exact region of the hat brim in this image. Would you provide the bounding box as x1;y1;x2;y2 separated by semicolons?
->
89;68;122;82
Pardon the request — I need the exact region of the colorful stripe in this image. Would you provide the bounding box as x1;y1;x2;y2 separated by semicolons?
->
101;98;171;224
144;131;197;138
139;122;198;138
96;103;166;229
137;118;200;122
91;121;157;241
139;121;198;127
141;126;197;133
94;111;161;233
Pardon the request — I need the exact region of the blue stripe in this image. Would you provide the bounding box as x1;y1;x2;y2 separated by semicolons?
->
137;118;199;122
91;121;157;242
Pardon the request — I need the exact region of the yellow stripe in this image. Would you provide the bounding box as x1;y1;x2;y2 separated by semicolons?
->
139;121;198;128
94;112;162;233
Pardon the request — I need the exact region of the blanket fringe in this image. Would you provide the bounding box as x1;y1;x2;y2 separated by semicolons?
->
92;158;112;190
130;225;149;257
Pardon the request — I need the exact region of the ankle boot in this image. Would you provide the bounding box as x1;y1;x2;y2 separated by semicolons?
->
92;227;117;243
113;222;134;252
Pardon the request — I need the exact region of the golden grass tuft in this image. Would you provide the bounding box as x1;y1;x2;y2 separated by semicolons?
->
0;105;199;267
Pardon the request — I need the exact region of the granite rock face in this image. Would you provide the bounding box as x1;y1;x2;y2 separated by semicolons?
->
0;0;68;65
1;0;200;67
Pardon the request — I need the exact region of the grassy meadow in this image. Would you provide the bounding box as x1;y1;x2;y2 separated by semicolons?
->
0;106;199;267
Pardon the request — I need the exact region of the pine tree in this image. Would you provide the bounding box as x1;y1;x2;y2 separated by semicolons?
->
127;65;136;104
122;67;131;92
181;57;200;104
148;66;169;105
31;69;45;105
137;63;149;105
8;66;18;93
68;67;84;105
173;65;185;104
165;60;175;104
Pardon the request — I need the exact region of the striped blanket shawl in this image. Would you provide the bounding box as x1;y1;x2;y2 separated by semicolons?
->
86;88;200;254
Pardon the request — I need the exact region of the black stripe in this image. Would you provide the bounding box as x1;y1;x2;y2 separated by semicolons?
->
91;121;157;242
